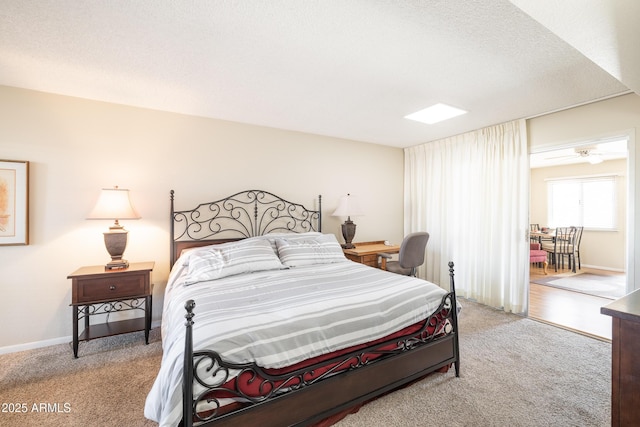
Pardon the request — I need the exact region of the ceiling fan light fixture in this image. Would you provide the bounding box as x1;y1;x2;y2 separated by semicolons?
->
588;154;603;164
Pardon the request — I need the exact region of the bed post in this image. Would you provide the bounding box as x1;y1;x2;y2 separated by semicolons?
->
183;300;196;427
448;261;460;377
170;190;176;267
318;194;322;232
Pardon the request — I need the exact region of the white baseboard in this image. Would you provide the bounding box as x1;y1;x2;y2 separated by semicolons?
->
581;264;626;273
0;335;72;355
0;319;162;355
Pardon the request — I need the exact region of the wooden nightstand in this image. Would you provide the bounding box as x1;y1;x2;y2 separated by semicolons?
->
343;241;401;268
68;261;154;358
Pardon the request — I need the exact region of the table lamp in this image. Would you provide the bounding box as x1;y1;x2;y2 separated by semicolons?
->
332;193;363;249
87;186;140;270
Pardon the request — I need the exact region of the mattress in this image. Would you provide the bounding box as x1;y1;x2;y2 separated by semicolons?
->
145;233;447;427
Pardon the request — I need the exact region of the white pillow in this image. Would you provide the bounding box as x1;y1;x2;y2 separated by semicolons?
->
252;231;323;252
181;233;322;267
184;239;284;285
275;234;347;267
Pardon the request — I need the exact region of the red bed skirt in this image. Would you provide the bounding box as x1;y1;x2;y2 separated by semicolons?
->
195;307;451;422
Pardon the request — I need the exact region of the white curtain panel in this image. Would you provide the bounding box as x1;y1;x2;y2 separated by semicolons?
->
404;119;529;313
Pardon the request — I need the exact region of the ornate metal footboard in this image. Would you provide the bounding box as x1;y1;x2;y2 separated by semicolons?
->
182;263;460;427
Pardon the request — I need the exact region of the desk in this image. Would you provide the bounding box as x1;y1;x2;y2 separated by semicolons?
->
601;290;640;426
343;241;401;268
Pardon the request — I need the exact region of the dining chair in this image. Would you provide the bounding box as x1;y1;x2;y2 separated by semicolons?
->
378;232;429;277
530;223;541;243
541;226;578;273
571;226;584;270
530;242;548;274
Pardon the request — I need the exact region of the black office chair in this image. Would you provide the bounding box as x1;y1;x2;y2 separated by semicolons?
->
379;232;429;277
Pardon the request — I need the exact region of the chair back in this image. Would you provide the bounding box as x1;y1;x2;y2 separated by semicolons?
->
530;223;540;232
398;232;430;270
572;226;584;249
554;227;577;254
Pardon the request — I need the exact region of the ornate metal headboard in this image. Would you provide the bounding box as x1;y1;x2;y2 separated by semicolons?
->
170;190;322;266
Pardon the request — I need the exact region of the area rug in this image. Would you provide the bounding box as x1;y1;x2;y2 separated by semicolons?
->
532;272;625;299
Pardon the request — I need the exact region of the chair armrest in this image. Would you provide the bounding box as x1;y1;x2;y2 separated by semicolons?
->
377;252;394;270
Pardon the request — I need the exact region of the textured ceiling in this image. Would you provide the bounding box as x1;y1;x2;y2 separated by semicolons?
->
0;1;633;148
510;0;640;97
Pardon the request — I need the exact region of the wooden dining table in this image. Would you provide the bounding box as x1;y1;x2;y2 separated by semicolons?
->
530;230;555;243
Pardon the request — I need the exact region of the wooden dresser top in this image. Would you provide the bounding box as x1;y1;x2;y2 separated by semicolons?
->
601;288;640;323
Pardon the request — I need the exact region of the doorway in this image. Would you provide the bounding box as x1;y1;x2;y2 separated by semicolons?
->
528;136;629;339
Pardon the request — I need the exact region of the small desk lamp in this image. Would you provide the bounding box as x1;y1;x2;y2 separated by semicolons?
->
332;193;363;249
87;186;140;270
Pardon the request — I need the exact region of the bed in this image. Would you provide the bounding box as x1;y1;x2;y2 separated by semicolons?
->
145;190;460;427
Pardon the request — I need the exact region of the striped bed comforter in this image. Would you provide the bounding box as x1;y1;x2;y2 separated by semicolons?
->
145;252;447;427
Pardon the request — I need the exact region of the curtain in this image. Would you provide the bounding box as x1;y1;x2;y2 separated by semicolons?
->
404;119;529;313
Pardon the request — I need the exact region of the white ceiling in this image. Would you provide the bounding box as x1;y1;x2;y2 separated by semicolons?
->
0;1;637;148
509;0;640;98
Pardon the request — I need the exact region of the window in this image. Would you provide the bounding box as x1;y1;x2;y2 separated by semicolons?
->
547;175;616;230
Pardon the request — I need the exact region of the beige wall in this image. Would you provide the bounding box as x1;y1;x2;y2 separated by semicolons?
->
530;159;627;271
527;94;639;149
527;93;640;285
3;86;639;351
0;85;404;351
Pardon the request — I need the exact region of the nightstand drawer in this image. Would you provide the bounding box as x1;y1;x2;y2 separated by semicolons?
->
75;273;147;303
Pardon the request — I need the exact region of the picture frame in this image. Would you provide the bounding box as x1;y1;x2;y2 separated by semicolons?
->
0;160;29;245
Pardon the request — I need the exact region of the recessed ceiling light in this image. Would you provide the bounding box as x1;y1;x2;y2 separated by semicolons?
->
405;103;467;125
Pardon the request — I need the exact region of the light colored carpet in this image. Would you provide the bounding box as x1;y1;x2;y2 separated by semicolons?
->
336;301;610;427
532;272;625;299
0;329;162;427
0;300;611;427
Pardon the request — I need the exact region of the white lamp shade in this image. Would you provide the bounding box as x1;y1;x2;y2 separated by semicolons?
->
332;194;364;217
87;187;140;220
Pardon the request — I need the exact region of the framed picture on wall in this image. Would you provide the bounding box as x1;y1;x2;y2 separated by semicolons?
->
0;159;29;245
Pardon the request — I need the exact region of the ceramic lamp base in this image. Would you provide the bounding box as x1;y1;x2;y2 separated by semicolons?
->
341;220;357;249
103;229;129;270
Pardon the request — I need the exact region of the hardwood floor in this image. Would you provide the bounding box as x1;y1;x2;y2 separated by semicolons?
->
528;265;622;341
